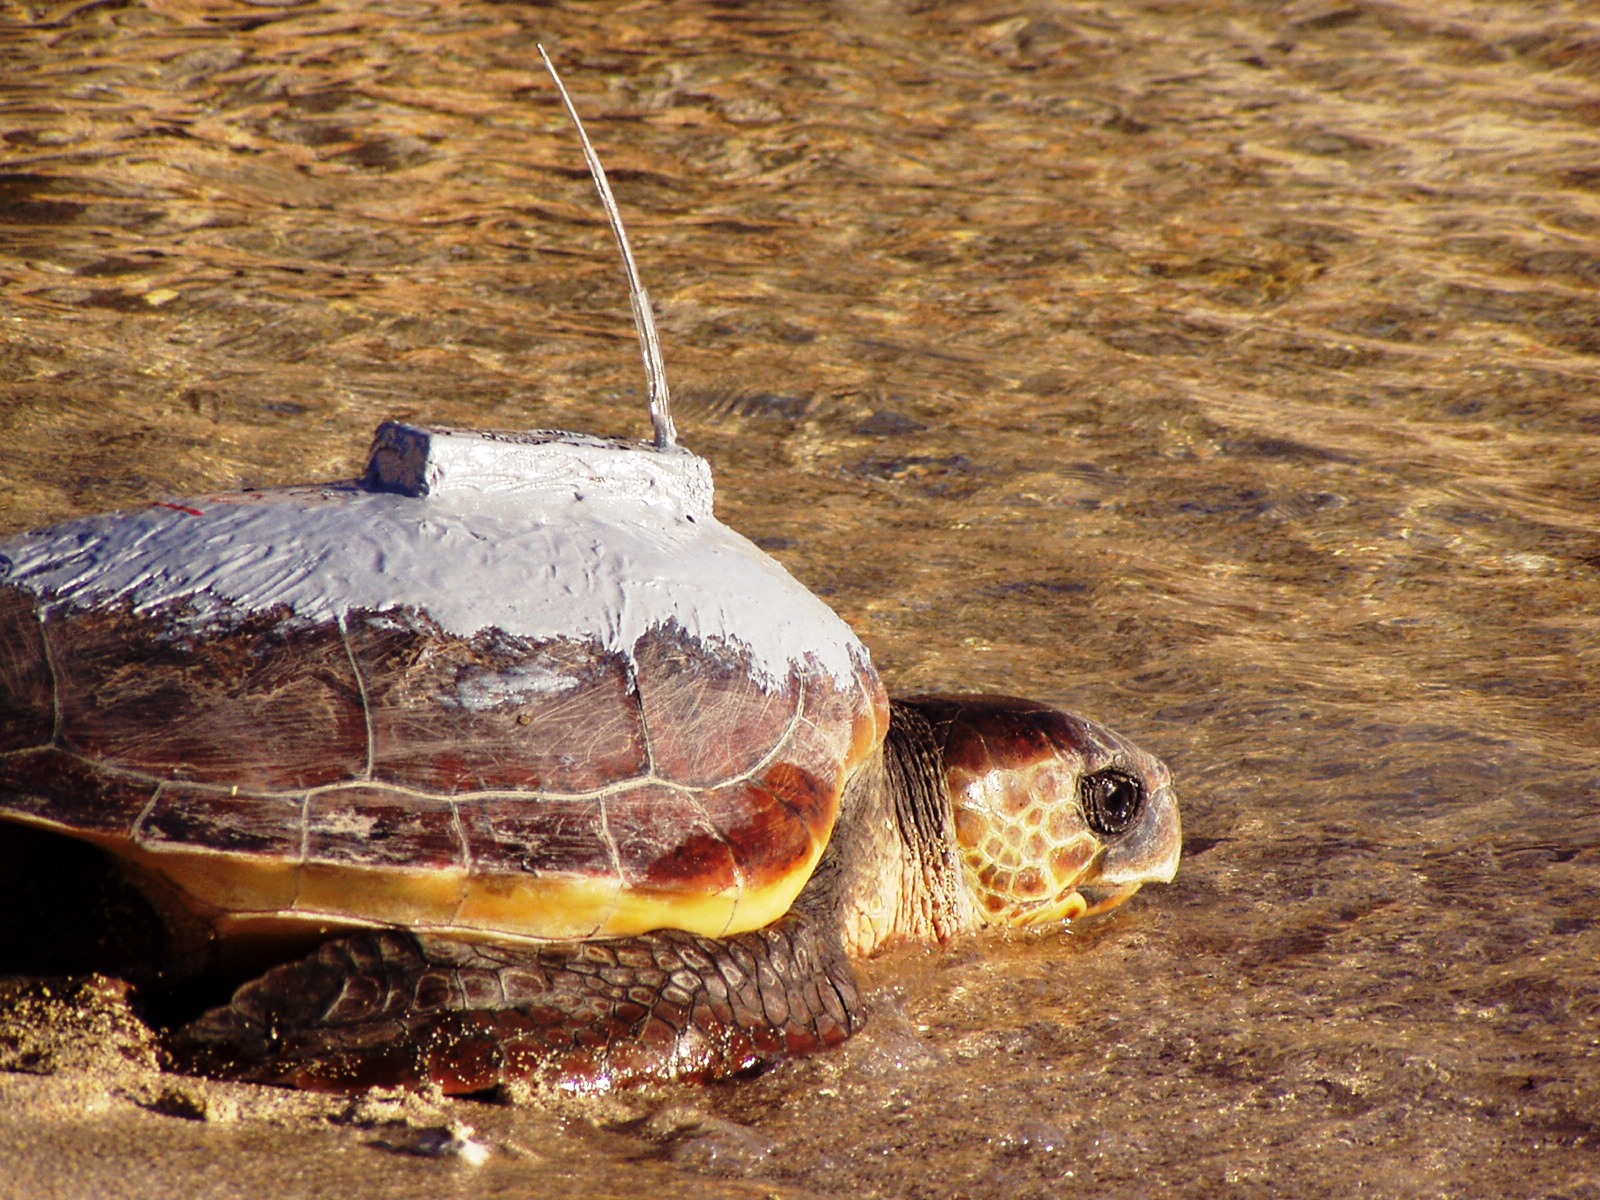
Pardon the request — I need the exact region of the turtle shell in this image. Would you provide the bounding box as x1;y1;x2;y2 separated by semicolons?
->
0;424;889;944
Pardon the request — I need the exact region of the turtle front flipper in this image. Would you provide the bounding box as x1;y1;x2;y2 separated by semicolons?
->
175;920;860;1095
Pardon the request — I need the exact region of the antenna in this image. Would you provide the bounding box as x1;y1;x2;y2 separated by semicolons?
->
538;45;679;450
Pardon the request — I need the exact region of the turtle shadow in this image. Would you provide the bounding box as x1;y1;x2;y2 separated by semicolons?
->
0;824;236;1033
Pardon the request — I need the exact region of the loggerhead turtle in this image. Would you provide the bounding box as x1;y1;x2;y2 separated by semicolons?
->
0;57;1179;1093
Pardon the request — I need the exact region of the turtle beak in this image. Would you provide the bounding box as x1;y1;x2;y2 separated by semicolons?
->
1015;888;1091;927
1096;782;1182;887
1072;881;1144;918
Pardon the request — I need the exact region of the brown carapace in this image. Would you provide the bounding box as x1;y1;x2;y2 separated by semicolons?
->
0;596;881;950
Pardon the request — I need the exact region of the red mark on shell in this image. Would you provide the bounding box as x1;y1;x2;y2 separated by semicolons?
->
154;501;205;517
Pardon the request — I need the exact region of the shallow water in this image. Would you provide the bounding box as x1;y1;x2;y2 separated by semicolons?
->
2;1;1598;1196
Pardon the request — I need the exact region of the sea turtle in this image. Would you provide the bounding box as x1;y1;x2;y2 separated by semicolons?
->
0;58;1180;1094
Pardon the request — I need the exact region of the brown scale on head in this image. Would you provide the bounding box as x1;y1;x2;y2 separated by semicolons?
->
900;694;1181;928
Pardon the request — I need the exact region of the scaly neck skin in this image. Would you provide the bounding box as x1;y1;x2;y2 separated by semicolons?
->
797;701;978;959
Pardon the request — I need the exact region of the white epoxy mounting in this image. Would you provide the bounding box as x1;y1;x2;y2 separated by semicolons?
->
0;424;868;689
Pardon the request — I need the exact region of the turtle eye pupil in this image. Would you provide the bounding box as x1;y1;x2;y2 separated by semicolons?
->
1082;770;1144;837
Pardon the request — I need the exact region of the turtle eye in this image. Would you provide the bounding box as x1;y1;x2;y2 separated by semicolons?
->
1080;770;1144;837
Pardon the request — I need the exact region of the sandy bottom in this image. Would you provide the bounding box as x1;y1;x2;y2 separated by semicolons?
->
0;971;804;1200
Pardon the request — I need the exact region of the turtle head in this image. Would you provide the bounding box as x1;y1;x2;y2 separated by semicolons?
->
897;694;1180;930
